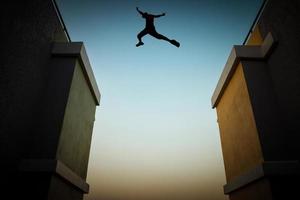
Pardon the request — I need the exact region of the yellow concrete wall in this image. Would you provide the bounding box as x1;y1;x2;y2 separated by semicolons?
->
216;63;264;181
246;26;263;45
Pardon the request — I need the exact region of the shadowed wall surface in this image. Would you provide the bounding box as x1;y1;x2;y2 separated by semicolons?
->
1;1;99;199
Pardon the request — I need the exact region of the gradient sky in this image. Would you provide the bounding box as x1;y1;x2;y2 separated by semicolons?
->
56;0;262;199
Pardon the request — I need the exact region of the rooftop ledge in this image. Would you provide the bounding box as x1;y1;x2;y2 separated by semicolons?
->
19;159;90;193
211;32;276;108
223;160;300;194
52;42;101;105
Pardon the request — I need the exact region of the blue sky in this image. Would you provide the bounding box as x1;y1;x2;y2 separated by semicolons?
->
56;0;263;199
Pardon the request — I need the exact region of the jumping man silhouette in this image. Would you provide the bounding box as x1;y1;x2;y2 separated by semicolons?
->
136;7;180;48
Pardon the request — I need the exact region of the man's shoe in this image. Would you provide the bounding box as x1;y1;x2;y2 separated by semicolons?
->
136;41;144;47
170;40;180;47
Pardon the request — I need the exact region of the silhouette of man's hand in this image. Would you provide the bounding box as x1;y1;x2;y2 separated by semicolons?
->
162;13;166;16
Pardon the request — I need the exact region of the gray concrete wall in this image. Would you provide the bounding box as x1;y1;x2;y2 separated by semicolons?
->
0;0;68;164
0;1;99;199
31;57;76;159
48;175;84;200
0;1;70;198
57;60;97;179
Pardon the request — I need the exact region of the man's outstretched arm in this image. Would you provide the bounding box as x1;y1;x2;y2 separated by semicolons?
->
154;13;166;18
136;7;144;15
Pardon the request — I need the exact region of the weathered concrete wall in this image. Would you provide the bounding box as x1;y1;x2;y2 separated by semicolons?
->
216;62;264;182
57;60;97;179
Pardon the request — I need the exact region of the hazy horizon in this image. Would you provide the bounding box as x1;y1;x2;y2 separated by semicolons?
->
56;0;263;199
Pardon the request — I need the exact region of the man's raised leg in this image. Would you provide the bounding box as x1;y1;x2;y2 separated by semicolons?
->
151;31;180;47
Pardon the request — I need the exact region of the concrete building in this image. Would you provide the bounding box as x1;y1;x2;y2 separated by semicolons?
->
0;1;100;199
211;0;300;199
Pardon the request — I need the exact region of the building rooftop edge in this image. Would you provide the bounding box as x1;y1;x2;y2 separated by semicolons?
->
52;42;101;106
211;32;275;108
